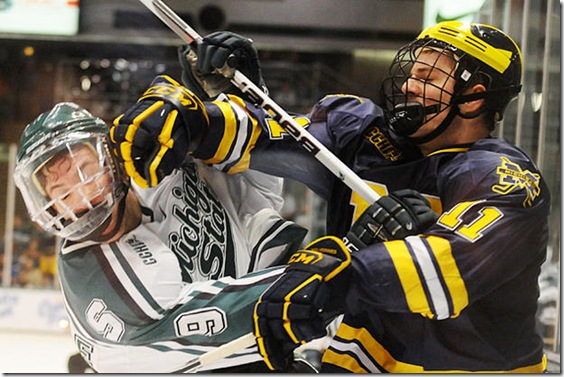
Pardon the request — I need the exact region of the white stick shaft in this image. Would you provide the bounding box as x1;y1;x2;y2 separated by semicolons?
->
180;333;256;372
230;71;380;203
138;0;200;44
139;0;380;204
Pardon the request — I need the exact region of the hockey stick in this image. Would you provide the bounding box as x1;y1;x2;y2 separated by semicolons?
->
138;0;380;371
177;333;256;373
138;0;380;205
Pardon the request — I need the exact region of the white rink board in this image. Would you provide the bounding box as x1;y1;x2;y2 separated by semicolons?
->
0;287;68;332
0;329;77;373
0;287;77;374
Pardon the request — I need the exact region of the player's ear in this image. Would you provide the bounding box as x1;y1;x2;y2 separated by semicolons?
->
458;83;486;117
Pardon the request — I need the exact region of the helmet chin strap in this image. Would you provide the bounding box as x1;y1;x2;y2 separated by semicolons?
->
391;89;492;145
389;101;458;144
406;105;459;144
388;102;440;136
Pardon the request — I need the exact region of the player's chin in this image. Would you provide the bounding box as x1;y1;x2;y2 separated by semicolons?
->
410;116;443;138
407;126;429;139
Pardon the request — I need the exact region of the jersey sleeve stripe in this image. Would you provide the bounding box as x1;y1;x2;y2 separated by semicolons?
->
406;236;450;320
383;239;433;317
328;322;547;373
248;219;286;272
324;338;380;372
426;235;468;316
223;95;263;174
322;348;371;373
180;268;283;303
109;243;166;313
93;245;154;322
215;101;252;172
223;267;283;289
101;244;164;320
226;114;261;174
200;98;263;173
328;322;424;373
204;100;239;165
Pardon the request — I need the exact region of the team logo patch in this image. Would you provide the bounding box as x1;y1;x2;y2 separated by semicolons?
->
492;156;541;207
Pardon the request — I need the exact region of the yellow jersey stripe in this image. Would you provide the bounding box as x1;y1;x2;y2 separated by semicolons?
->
322;348;370;373
205;101;238;165
406;236;450;319
426;235;469;316
328;323;547;373
384;240;433;317
328;322;423;372
226;109;262;173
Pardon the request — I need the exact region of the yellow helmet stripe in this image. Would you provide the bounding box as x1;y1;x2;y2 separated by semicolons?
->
418;21;518;74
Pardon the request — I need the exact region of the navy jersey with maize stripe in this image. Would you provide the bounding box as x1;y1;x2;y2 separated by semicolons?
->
196;93;550;372
321;140;549;373
56;159;306;373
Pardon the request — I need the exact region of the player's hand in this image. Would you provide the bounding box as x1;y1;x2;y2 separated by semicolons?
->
197;31;261;80
179;31;267;100
110;75;209;188
346;189;438;250
253;236;351;371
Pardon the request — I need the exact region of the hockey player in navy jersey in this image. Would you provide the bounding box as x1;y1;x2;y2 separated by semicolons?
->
12;101;315;373
111;21;550;373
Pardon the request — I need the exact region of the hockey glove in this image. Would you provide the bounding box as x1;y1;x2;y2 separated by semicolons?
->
178;44;229;100
179;31;268;101
346;189;438;250
254;236;351;371
110;75;209;188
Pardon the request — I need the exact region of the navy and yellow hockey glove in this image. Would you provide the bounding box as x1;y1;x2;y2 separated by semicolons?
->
110;75;209;188
179;31;268;100
346;189;438;250
253;236;351;371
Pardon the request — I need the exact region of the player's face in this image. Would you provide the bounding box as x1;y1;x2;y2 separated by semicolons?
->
39;144;112;219
401;49;457;138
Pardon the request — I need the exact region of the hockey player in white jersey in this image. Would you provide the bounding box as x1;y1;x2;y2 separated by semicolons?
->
12;101;310;373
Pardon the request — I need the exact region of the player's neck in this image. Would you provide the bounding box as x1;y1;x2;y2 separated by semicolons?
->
104;192;142;243
418;118;490;156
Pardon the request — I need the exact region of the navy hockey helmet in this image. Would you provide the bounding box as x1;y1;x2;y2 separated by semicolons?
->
381;21;522;141
13;102;126;241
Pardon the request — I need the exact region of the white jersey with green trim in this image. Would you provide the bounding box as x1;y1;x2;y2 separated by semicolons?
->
57;159;306;373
